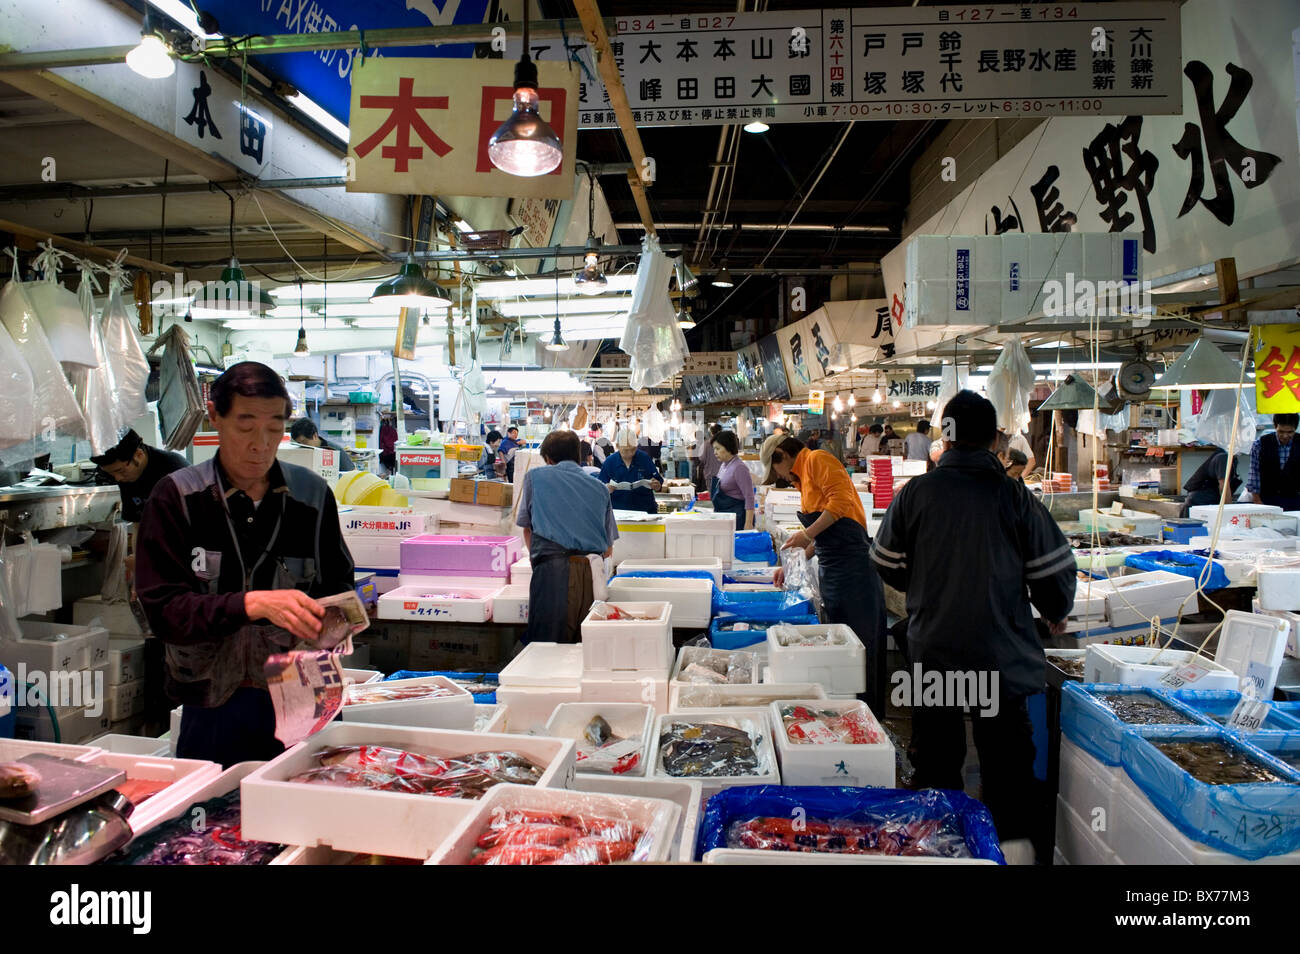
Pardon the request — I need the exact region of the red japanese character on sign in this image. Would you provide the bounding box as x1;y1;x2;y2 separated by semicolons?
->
1258;346;1300;401
476;85;569;174
356;76;451;173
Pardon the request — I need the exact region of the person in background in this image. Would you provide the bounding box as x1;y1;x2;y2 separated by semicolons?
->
378;412;398;457
379;450;398;477
767;436;886;717
858;423;884;457
904;420;932;461
879;424;902;456
516;430;618;643
600;429;664;513
710;430;756;530
478;430;505;477
498;425;521;481
697;423;721;493
1003;448;1030;483
998;427;1037;477
870;390;1075;861
137;363;355;767
1179;444;1241;515
288;418;356;472
589;423;611;464
1248;413;1300;510
92;428;190;524
579;441;601;476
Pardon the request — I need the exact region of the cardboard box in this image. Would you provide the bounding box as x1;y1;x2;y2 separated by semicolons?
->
407;624;517;671
449;478;513;508
352;621;414;672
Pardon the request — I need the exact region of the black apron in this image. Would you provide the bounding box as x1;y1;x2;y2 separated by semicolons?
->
526;551;596;644
711;475;747;530
798;510;887;719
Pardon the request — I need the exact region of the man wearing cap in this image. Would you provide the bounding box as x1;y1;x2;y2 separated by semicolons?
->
93;429;190;523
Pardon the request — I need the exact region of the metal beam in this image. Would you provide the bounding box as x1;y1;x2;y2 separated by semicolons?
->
0;176;349;203
616;222;892;234
410;243;683;262
0;215;172;272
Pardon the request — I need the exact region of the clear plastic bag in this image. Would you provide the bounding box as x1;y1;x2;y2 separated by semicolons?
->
100;272;150;429
27;244;95;368
0;541;24;644
101;521;130;603
928;362;968;433
1193;386;1257;455
67;266;121;455
657;717;768;778
0;304;35;465
985;336;1036;436
620;235;688;392
469;806;651;865
676;645;756;684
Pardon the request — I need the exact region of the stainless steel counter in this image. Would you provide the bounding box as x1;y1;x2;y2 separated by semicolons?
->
0;485;121;532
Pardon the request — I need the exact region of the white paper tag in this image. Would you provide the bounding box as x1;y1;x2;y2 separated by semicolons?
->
1159;660;1212;689
1243;660;1273;697
1227;697;1271;732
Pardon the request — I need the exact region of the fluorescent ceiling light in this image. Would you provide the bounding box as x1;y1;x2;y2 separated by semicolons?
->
144;0;221;39
499;296;631;318
484;371;591;392
975;362;1122;372
270;281;390;301
287;92;350;141
476;274;638;299
267;303;402;319
455;219;474;233
221;317;398;331
520;315;626;333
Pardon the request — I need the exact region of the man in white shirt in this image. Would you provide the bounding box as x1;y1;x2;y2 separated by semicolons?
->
859;424;883;457
999;428;1036;476
904;420;933;461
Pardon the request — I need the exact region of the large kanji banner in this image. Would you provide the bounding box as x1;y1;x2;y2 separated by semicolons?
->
1256;324;1300;414
346;57;579;199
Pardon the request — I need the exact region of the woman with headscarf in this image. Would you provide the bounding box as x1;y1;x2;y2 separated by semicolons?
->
598;428;663;513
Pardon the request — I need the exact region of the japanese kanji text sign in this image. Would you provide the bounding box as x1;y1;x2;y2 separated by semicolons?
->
513;2;1180;128
347;57;579;199
1256;324;1300;414
174;63;273;175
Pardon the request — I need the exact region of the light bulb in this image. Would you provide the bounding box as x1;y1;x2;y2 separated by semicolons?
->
848;394;856;407
488;70;563;177
743;120;769;134
127;33;175;79
927;401;936;410
892;399;901;409
832;395;844;413
872;390;882;404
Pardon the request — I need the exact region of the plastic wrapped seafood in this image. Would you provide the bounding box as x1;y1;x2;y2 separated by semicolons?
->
677;647;755;685
1045;654;1085;678
116;778;171;805
769;625;849;648
658;722;761;778
1154;740;1285;785
113;792;284;865
779;704;884;745
1097;693;1198;725
587;601;657;621
576;715;643;776
288;744;545;798
728;814;973;857
468;808;651;865
344;683;461;706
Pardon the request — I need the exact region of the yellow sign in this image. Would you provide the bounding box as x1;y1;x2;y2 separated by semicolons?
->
808;389;824;414
348;57;579;200
1256;324;1300;413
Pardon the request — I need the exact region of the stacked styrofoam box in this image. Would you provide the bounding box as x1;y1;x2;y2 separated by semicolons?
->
649;708;780;796
399;533;521;579
106;638;146;687
499;642;584;733
2;620;110;674
376;584;503;622
763;490;802;531
2;621;112;745
105;679;147;722
424;783;682;865
664;512;736;566
766;624;867;696
1057;736;1124;852
509;558;532;586
1258;567;1300;612
1103;570;1196;627
85;750;222;835
769;699;894;788
545;702;656;778
1084;645;1238;691
1077;508;1162;538
1055;794;1120;865
606;577;713;629
1254;600;1300;659
339;674;475;729
869;457;894;509
572;774;703;862
1189;503;1284;539
672;646;759;686
581;602;673;675
610;515;667;566
671;682;826;711
73;596;144;636
618;557;724;587
492;584;531;624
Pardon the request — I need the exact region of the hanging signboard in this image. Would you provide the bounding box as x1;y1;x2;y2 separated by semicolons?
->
682;352;740;374
757;333;791;401
808;390;825;414
173;63;274;176
508;196;563;248
511;2;1180;129
776;311;842;394
1255;324;1300;414
347;57;579;199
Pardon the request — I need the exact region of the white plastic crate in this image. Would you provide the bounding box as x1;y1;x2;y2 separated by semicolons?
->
88;733;171;758
376;583;502;622
605;578;712;629
581;601;673;675
474;704;509;733
105;637;147;687
72;596;144;636
1055;795;1120;866
672;646;759;686
1084;644;1237;691
3;621;110;674
1258;568;1300;612
1058;737;1123;835
580;674;669;715
342;668;383;686
649;708;779;797
766;624;867;696
663;513;735;565
545;702;656;778
424;782;682;865
671;682;826;711
238;722;577;858
572;774;703;862
617;556;725;587
509;558;532;586
703;848;997;865
0;737;101;763
769;699;894;788
339;675;475;730
492;584;531;624
86;750;222;836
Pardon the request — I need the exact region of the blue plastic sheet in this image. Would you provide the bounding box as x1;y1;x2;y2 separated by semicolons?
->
734;530;778;565
383;669;499;704
1171;689;1300;735
709;614;820;650
1123;550;1229;591
610;569;717;584
1122;725;1300;860
695;784;1005;863
1059;682;1211;766
712;588;814;619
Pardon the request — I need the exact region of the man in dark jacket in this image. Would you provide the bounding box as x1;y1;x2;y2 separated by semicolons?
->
92;428;189;523
870;390;1075;858
136;362;355;767
1248;414;1300;510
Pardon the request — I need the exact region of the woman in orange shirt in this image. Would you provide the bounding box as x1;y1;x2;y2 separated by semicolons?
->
768;436;886;717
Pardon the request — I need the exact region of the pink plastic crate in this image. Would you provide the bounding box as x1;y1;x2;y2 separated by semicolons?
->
398;534;522;577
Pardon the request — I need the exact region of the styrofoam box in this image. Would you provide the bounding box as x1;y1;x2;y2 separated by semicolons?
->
1084;644;1238;691
606;577;712;629
501;642;584;688
581;601;673;675
1259;568;1300;612
1189;502;1283;532
73;596;144;636
343;668;382;686
650;708;780;797
377;583;502;622
87;750;222;836
397;571;514;590
493;584;531;624
672;646;759;686
106;679;146;722
611;517;667;565
474;704;509;733
1058;737;1122;835
1104;569;1194;611
572;774;703;862
0;737;101;763
1055;796;1120;866
618;557;725;587
769;699;894;788
127;761;278;854
338;507;436;536
1213;609;1289;697
106;637;146;687
1254;600;1300;659
509;558;532;586
766;624;867;696
89;733;171;758
1191;535;1297;552
545;702;656;777
496;686;583;734
703;848;997;865
424;782;682;865
671;682;826;711
1107;597;1191;629
3;621;110;674
1111;773;1300;865
340;675;475;730
663;513;735;565
168;706;182;756
15;701;109;745
344;535;403;569
581;674;669;715
1078;508;1163;538
239;722;577;858
1067;578;1116;619
399;534;522;576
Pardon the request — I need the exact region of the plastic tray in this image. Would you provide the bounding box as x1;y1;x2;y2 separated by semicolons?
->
340;675;475;730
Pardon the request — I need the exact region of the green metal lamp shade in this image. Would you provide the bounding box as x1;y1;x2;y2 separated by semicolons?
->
1152;336;1246;390
1038;374;1101;411
370;259;452;310
200;259;275;316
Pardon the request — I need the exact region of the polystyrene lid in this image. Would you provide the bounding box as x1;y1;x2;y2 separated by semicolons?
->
498;642;584;687
1214;610;1289;696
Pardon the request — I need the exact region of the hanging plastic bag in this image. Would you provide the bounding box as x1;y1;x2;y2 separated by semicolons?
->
642;404;666;442
27;242;97;368
985;336;1035;436
0;301;35;465
620;235;688;392
928;363;968;433
0;252;88;449
1193;386;1257;455
101;521;130;603
66;264;121;455
101;253;151;429
0;540;24;644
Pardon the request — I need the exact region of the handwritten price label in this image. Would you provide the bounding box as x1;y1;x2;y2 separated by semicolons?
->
1227;697;1270;732
1159;661;1212;689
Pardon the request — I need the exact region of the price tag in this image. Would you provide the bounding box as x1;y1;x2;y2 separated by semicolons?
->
1227;696;1271;732
1244;661;1273;697
1159;661;1212;689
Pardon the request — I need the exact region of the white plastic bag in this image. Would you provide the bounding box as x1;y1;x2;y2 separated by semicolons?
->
0;305;35;463
642;404;667;442
28;242;96;367
101;521;130;603
985;336;1036;435
1194;386;1258;454
620;235;688;392
67;266;121;455
101;253;151;429
928;363;969;432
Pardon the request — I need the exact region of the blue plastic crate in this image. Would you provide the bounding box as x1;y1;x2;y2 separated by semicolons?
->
1172;689;1300;736
384;669;499;704
708;614;820;650
1161;518;1206;545
1060;682;1212;766
712;588;814;619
